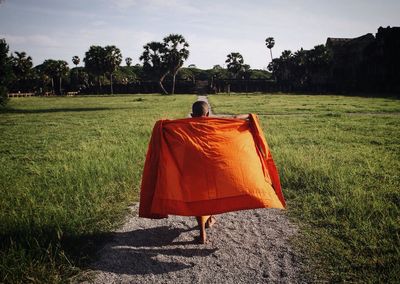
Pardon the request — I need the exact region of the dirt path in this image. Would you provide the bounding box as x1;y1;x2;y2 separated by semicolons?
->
80;96;307;283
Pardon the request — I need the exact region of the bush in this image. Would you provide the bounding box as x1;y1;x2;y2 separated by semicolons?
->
0;85;9;108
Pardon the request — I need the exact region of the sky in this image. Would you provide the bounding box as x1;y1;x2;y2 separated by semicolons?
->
0;0;399;69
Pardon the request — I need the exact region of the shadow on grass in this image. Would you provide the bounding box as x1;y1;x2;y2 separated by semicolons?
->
85;226;218;276
0;225;214;280
0;107;132;114
266;91;400;99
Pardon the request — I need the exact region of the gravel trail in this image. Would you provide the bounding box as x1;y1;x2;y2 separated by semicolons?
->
81;204;306;284
80;96;307;283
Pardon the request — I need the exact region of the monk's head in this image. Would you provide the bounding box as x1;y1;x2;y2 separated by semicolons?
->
191;101;209;117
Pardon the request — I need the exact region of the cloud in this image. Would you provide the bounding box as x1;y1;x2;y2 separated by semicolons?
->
0;34;61;48
2;0;398;68
70;25;159;63
111;0;200;14
90;20;107;27
187;34;270;69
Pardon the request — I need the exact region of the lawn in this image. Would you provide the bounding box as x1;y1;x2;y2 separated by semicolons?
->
209;93;400;282
0;94;196;283
1;93;399;283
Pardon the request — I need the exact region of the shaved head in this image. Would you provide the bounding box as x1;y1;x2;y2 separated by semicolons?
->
191;101;209;117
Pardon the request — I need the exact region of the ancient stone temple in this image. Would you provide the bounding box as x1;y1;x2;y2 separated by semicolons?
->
326;26;400;93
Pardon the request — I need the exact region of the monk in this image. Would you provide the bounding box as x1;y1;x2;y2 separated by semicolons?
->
191;100;249;243
139;101;285;244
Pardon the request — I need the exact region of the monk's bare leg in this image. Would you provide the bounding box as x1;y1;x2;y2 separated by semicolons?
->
205;215;216;228
196;216;209;244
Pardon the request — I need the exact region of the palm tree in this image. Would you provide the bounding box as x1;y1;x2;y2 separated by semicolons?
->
12;51;33;83
242;64;251;79
71;56;80;90
265;37;275;62
104;45;122;95
163;34;190;95
57;61;69;95
72;56;80;67
125;57;132;67
292;48;308;86
84;45;106;93
280;50;293;82
0;38;13;107
42;59;69;95
225;52;244;79
281;50;292;60
306;45;331;71
140;41;169;95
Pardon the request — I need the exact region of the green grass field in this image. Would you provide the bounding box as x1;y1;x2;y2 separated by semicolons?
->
1;93;399;283
0;95;195;283
209;93;400;282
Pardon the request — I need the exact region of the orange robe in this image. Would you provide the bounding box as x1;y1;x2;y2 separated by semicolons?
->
139;114;285;219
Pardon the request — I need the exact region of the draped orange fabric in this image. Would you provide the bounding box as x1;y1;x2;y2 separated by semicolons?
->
139;114;285;219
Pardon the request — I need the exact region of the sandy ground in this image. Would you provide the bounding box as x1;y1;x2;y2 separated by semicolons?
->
79;96;307;283
80;204;307;284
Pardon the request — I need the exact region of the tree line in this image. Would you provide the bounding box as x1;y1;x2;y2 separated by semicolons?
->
0;34;273;106
3;26;396;106
268;26;400;93
267;45;331;90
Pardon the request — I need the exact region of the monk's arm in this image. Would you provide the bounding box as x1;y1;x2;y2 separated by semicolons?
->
233;114;250;120
216;114;250;119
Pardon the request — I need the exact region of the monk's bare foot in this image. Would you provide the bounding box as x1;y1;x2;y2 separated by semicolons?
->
205;216;216;228
199;230;206;244
196;216;211;244
199;222;207;244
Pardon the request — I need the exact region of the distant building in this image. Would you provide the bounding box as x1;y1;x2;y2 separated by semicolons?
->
370;26;400;92
326;34;375;91
326;27;400;93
